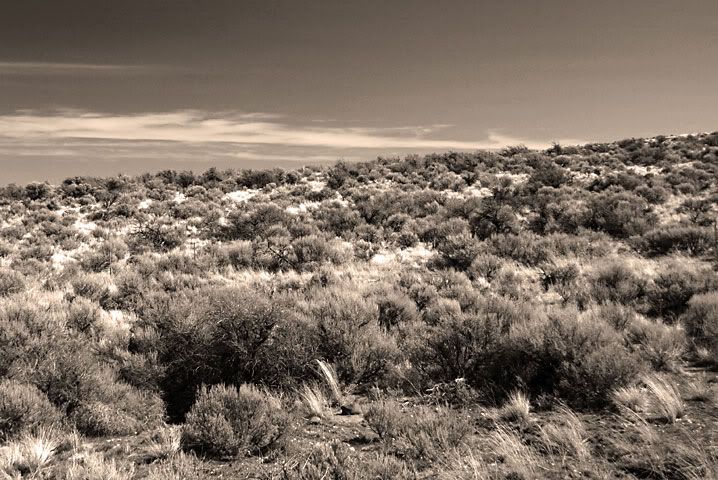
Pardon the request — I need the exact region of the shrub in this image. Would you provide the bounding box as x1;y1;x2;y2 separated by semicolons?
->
682;291;718;358
647;262;716;320
468;253;504;281
593;303;636;331
639;226;713;256
625;319;686;371
585;191;656;238
374;289;418;331
0;379;61;442
404;310;506;385
538;405;589;459
591;262;647;305
435;231;482;270
500;312;643;408
80;237;128;272
181;384;289;458
0;269;25;297
308;288;399;386
66;297;103;334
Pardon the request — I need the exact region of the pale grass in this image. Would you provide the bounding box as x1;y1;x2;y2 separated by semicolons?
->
487;425;541;478
145;425;182;461
497;391;531;424
439;448;490;480
316;360;343;405
538;405;590;460
685;378;716;403
145;452;204;480
64;451;135;480
612;385;649;413
300;384;330;418
0;428;59;477
642;374;684;422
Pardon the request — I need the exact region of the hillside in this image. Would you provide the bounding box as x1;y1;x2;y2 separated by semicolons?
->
1;132;718;479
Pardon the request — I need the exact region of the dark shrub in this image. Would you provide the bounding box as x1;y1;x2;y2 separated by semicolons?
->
80;237;128;272
0;269;25;297
181;384;289;458
404;311;505;385
374;289;418;331
625;319;686;371
468;253;504;281
66;297;103;334
435;231;482;270
0;379;61;442
647;264;716;320
591;262;647;305
500;312;642;408
639;226;713;256
585;191;656;238
682;292;718;350
308;288;399;385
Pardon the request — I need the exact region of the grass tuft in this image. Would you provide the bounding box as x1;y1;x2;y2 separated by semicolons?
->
642;374;684;423
497;390;531;424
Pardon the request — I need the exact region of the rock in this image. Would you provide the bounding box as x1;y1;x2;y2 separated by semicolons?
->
308;416;322;424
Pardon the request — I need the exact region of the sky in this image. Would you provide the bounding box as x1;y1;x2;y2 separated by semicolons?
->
0;0;716;184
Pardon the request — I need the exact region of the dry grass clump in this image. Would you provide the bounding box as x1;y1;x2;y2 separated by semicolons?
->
364;400;472;460
144;425;182;461
612;385;649;413
144;452;204;480
300;384;330;419
685;378;716;403
316;360;343;406
538;405;590;460
496;391;531;424
282;441;413;480
642;374;684;422
63;451;135;480
438;448;490;480
487;425;542;478
613;410;718;480
0;428;61;478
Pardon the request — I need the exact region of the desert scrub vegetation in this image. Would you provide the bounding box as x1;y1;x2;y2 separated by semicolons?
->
0;133;716;477
181;383;289;458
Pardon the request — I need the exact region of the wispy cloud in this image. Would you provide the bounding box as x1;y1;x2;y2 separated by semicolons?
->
0;61;160;75
0;109;567;150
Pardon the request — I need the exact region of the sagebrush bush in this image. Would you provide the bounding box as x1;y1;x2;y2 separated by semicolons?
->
0;379;62;442
646;262;716;320
682;291;718;362
591;262;647;305
625;318;686;371
639;226;713;256
307;288;399;385
0;269;25;297
181;383;289;458
499;311;643;407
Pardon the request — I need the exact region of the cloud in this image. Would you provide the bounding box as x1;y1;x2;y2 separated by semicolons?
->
0;109;572;151
0;61;161;75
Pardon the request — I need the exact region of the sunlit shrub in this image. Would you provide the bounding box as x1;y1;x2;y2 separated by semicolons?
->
181;384;289;458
